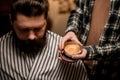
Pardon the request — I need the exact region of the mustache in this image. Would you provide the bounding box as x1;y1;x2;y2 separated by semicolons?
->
20;37;46;48
13;32;47;53
17;37;46;53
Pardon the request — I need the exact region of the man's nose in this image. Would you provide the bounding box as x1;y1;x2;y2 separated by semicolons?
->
28;31;36;40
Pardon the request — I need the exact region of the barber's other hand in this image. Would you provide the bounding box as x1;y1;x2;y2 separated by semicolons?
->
71;48;87;60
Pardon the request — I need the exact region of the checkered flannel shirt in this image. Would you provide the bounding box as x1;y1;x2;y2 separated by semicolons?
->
65;0;120;80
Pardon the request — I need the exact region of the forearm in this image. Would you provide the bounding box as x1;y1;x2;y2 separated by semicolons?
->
65;7;83;34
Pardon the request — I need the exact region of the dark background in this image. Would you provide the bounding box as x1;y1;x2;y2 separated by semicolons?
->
0;0;12;37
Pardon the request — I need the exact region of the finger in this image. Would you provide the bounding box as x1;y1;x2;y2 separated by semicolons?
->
58;40;62;50
61;38;67;50
72;49;87;59
58;40;65;54
58;49;64;55
58;56;68;63
58;57;63;61
72;53;86;60
59;37;68;52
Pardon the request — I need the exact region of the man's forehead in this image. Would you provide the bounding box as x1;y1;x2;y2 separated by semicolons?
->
15;14;46;26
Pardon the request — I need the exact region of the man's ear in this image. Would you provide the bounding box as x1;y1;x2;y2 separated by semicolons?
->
9;13;13;25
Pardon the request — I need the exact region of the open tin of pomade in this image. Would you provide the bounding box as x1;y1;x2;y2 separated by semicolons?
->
60;41;82;62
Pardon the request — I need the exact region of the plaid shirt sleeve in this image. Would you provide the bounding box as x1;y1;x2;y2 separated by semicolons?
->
84;42;120;60
65;0;84;34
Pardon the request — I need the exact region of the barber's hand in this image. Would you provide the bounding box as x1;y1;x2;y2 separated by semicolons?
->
58;48;87;63
71;48;87;60
58;31;84;62
58;31;81;54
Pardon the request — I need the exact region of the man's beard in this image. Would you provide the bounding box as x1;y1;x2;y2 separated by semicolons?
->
13;31;47;54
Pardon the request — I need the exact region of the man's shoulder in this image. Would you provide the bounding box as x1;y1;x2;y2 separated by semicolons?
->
0;31;13;42
46;30;62;39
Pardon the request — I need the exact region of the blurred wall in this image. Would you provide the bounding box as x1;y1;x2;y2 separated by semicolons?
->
48;0;76;36
0;0;12;37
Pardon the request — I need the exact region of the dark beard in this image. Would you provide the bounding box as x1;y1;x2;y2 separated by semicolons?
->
13;31;47;54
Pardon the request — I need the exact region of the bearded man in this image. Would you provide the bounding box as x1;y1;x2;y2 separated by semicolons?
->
0;0;88;80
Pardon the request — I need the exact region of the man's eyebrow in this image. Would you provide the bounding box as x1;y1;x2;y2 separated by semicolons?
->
18;24;45;30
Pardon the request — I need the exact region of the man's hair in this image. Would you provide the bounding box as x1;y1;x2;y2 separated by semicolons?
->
11;0;49;22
